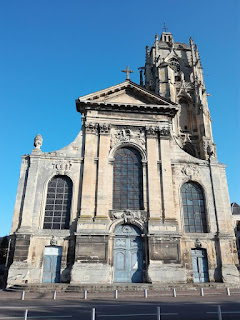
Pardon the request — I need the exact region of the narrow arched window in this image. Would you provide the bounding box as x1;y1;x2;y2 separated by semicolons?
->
183;142;196;157
43;175;72;230
113;147;143;210
181;182;207;233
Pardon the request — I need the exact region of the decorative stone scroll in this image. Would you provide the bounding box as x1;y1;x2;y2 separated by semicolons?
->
99;123;111;134
110;210;147;224
85;122;98;134
52;161;72;171
181;164;199;179
110;127;145;148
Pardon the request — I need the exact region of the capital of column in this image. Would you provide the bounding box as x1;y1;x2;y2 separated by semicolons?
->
85;122;99;135
145;126;158;137
145;125;170;138
99;123;111;135
159;126;170;137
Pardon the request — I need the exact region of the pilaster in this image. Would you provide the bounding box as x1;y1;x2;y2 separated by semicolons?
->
96;123;111;218
146;126;161;219
11;157;29;233
79;122;99;219
18;154;40;233
159;130;176;221
209;159;231;232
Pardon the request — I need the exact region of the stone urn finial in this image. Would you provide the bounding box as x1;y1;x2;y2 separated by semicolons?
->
34;134;43;150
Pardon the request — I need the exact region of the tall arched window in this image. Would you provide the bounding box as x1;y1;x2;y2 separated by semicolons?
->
181;182;207;233
43;175;72;230
113;147;143;210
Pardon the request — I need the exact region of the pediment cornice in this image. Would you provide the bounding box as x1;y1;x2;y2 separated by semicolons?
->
76;80;179;117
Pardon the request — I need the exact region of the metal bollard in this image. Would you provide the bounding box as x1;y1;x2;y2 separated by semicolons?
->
83;289;87;300
144;289;148;298
172;288;176;297
21;290;25;301
114;289;118;299
157;306;161;320
91;308;96;320
226;287;230;296
24;309;28;320
52;290;57;300
200;288;204;296
217;305;222;320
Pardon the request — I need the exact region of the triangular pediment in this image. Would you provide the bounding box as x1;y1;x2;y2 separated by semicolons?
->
91;88;161;105
77;80;175;106
76;80;179;117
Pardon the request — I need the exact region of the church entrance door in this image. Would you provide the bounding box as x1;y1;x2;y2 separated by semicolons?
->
113;224;143;283
191;249;209;283
42;246;62;283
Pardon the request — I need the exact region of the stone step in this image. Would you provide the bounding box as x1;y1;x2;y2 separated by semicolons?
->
7;284;69;292
6;282;240;293
65;282;238;292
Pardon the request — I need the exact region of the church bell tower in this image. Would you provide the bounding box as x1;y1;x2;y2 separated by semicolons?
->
144;31;215;160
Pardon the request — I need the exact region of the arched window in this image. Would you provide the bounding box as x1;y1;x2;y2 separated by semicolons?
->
183;142;196;157
179;99;189;132
113;147;143;210
181;182;207;233
43;175;72;230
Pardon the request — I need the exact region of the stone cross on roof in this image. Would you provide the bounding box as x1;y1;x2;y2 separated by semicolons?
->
121;66;134;80
163;21;168;32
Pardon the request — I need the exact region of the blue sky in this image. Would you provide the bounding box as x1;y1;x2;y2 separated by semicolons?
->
1;0;239;236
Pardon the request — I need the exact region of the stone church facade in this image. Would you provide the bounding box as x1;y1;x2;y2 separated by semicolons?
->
7;31;239;286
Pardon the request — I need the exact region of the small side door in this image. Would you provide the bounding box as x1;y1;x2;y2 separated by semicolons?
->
191;249;209;283
42;246;62;283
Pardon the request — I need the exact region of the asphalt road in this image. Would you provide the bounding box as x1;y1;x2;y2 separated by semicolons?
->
0;295;240;320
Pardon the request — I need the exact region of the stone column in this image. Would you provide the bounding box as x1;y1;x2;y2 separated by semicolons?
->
146;126;161;219
79;122;99;218
159;128;176;221
96;123;111;218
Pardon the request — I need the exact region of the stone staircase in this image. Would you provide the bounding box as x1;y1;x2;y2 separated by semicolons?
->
6;282;240;293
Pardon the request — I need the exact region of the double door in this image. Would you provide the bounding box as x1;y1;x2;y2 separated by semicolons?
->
114;225;143;283
191;249;209;283
42;246;62;283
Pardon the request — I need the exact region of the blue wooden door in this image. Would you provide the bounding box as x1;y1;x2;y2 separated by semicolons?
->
114;225;143;283
42;246;62;283
191;249;209;283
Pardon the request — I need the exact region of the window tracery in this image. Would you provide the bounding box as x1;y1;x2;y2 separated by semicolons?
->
181;182;207;233
113;147;143;210
43;175;72;230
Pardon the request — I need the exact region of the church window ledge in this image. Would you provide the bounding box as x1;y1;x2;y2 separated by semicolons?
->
35;229;71;236
181;232;215;240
